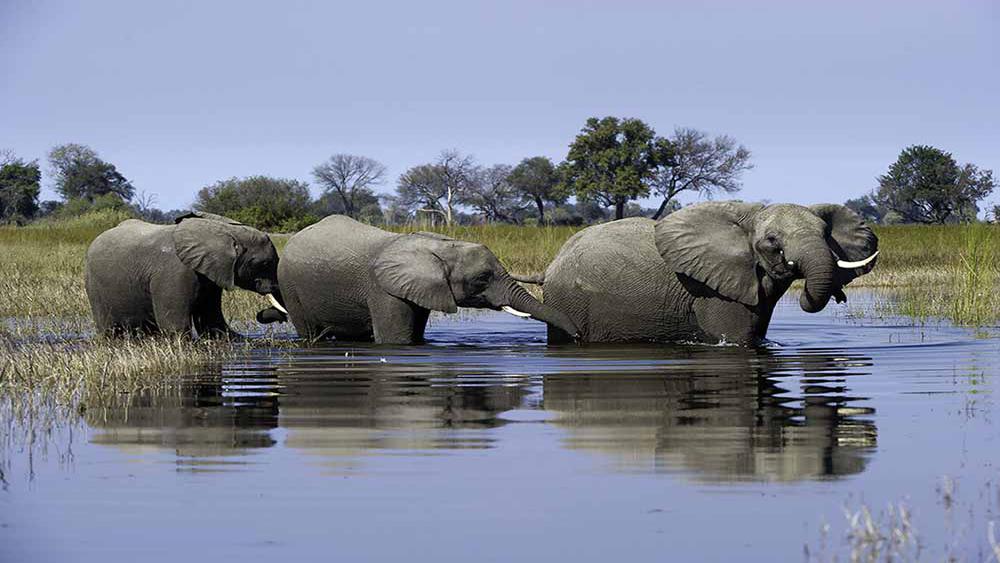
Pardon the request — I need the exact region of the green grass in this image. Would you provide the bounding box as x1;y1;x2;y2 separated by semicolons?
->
3;213;1000;411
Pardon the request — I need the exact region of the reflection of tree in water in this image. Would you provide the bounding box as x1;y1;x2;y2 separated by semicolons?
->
541;348;877;482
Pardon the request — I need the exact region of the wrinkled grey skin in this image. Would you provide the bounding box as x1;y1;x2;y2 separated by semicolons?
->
267;215;579;344
85;212;282;338
544;202;878;345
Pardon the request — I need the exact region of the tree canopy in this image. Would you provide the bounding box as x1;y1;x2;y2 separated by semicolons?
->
48;143;135;203
312;154;387;219
650;127;752;219
194;175;316;232
873;145;994;224
560;117;672;220
508;156;564;224
462;164;525;223
0;153;41;223
394;150;477;225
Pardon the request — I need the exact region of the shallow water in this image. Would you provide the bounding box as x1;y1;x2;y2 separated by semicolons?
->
3;294;999;562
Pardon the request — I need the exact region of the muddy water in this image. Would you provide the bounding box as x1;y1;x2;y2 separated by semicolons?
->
2;294;999;562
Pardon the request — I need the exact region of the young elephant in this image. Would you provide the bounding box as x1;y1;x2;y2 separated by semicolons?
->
85;212;286;337
543;202;878;345
267;215;579;344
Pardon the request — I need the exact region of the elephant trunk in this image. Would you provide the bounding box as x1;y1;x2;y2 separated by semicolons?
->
794;240;836;313
494;274;580;337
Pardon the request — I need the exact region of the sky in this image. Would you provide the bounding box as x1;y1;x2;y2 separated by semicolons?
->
1;0;998;211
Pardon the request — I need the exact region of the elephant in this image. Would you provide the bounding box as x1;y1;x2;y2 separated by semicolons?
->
85;211;286;337
264;215;579;344
543;201;879;345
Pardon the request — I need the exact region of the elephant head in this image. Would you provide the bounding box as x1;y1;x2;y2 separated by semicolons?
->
372;232;579;336
654;202;878;313
173;212;286;311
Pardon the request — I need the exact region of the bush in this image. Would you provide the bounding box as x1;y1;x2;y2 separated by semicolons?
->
195;176;313;231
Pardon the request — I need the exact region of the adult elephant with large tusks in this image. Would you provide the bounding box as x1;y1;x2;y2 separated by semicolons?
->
543;202;878;345
85;211;286;338
264;215;579;344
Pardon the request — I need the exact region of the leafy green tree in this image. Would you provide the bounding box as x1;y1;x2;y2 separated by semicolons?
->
560;117;672;220
873;145;995;224
312;154;387;218
651;127;752;219
0;154;41;223
194;175;314;231
48;143;135;202
508;156;564;224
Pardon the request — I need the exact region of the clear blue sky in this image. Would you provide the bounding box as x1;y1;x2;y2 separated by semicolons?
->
2;0;997;211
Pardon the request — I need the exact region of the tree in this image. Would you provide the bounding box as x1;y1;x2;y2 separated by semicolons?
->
873;145;995;224
48;143;135;202
844;194;883;224
312;189;383;223
461;164;526;223
194;175;314;231
650;127;752;219
508;156;564;224
560;117;671;220
395;150;477;225
311;154;387;219
0;154;41;223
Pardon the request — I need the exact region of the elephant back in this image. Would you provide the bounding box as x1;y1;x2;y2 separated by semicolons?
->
279;215;395;334
87;219;171;261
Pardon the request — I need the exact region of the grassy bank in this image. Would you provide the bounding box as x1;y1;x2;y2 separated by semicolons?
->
3;213;1000;408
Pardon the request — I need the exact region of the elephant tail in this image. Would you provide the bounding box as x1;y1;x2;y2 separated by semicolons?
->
511;272;545;285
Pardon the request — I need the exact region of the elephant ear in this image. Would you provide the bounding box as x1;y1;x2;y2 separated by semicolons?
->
654;201;764;306
372;236;458;313
810;204;879;284
173;216;240;290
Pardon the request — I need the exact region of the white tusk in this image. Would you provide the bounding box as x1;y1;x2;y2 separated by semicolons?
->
266;293;288;314
501;306;532;318
836;250;879;269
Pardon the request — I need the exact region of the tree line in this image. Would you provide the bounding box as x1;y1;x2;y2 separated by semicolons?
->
0;117;753;230
2;117;993;230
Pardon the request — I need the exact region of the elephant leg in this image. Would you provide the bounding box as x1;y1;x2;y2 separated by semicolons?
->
150;268;198;337
192;281;240;339
368;292;426;344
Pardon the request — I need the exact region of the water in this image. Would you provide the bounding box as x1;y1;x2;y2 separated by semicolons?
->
3;294;999;562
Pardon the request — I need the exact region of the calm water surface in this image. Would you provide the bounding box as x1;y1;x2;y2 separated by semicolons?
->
2;294;999;562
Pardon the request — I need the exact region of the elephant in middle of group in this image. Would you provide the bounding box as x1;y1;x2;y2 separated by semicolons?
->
543;201;879;345
266;215;580;344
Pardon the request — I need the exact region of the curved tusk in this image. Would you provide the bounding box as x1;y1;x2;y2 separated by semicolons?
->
836;250;879;269
501;305;532;318
266;293;288;315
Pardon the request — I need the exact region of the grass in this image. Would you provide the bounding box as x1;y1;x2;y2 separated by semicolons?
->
3;213;1000;412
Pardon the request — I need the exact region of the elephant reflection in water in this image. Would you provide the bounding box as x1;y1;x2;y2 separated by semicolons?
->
86;380;281;461
85;361;526;469
540;349;878;482
87;349;876;482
